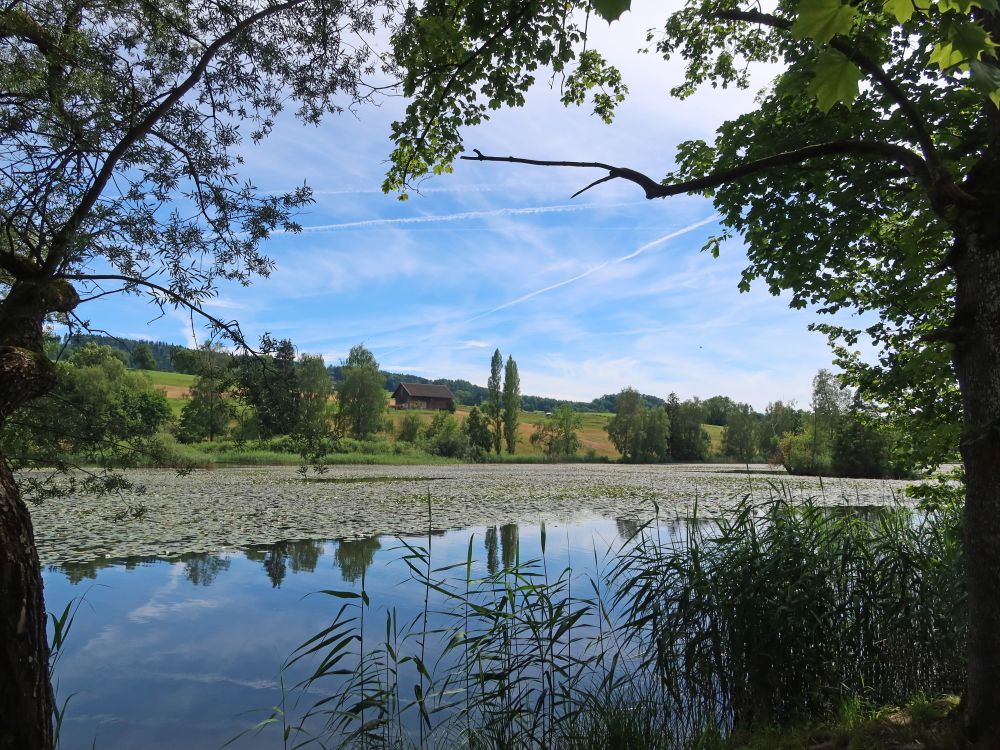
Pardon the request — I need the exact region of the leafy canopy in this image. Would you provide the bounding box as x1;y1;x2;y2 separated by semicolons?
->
385;0;997;468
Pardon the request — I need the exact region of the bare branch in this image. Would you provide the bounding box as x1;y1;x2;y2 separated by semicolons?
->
461;140;933;199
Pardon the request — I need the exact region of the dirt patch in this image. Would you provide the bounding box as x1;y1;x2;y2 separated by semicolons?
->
157;384;190;399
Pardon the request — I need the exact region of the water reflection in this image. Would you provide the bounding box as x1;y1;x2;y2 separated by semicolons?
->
484;526;499;576
500;523;518;569
56;555;162;584
334;536;381;583
481;524;520;574
245;540;325;588
182;553;231;587
615;518;643;540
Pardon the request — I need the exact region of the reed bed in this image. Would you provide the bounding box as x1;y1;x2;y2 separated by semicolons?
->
251;486;965;750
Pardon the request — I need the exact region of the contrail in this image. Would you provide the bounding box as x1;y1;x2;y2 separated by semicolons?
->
275;202;634;234
467;214;720;320
263;184;503;197
377;213;720;356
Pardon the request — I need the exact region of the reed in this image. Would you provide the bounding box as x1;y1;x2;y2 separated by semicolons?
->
249;485;964;749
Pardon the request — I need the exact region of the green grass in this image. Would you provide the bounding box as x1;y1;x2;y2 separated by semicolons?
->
703;423;725;454
724;695;962;749
138;369;196;388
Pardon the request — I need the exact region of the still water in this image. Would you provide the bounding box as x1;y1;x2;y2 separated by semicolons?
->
45;517;653;750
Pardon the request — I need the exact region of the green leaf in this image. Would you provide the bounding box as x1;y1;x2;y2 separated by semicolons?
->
593;0;630;22
883;0;931;22
809;49;862;111
969;60;1000;107
938;0;997;13
791;0;858;44
930;20;996;70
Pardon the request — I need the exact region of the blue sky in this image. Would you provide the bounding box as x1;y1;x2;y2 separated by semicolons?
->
73;5;861;409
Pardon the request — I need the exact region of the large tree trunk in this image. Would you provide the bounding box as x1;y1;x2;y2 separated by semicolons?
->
0;457;53;750
950;215;1000;748
0;279;78;750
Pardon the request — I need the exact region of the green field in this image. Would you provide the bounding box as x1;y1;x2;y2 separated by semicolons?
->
140;369;196;388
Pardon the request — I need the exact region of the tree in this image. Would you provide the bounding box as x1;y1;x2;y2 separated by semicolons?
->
530;404;583;459
502;355;520;454
485;348;504;454
178;374;231;443
463;406;493;458
231;335;301;438
704;395;737;427
638;405;671;463
723;403;758;463
606;387;646;462
293;354;332;461
388;5;1000;734
4;344;173;463
398;412;423;443
758;400;804;462
832;404;893;479
336;345;387;440
810;369;851;471
667;394;711;462
423;411;468;457
131;343;157;371
0;0;384;742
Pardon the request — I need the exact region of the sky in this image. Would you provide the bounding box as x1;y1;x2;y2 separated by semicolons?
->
71;3;863;409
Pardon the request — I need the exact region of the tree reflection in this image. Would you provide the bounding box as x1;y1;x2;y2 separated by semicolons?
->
615;518;642;541
246;539;326;588
181;552;231;587
335;536;381;584
485;526;499;576
500;523;518;570
55;556;160;584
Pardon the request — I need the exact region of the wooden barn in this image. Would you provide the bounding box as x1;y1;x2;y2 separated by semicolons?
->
392;383;455;411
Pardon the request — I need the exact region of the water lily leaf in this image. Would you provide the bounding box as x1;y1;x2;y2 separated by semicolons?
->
791;0;858;44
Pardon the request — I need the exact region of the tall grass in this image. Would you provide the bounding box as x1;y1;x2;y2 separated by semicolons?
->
611;488;965;739
250;486;964;749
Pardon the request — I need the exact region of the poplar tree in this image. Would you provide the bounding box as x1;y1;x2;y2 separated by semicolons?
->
502;355;520;454
486;348;503;454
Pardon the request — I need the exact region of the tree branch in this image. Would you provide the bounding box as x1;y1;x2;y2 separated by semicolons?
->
43;0;309;275
60;273;252;352
712;9;939;169
461;139;932;199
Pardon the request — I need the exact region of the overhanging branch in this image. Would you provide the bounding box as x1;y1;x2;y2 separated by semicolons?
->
461;139;932;199
61;273;252;352
712;9;939;169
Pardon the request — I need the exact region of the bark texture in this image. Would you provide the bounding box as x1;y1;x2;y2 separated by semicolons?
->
0;278;78;750
0;460;52;750
950;210;1000;748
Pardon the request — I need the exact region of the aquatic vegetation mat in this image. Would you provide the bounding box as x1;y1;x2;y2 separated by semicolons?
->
28;464;921;565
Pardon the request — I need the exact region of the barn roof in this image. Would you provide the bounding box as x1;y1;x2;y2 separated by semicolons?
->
394;383;455;400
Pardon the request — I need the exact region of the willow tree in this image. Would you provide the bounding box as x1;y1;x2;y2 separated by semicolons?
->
0;0;390;745
386;0;1000;743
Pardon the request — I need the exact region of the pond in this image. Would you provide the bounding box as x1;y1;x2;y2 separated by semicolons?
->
45;519;645;749
38;465;919;749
